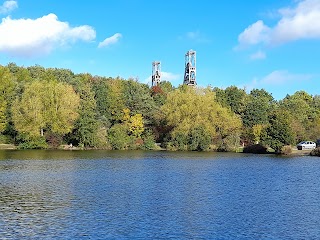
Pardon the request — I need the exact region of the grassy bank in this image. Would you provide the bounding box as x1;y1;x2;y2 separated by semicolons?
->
0;144;17;150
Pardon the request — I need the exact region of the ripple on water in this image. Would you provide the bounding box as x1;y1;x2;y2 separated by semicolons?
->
1;150;320;239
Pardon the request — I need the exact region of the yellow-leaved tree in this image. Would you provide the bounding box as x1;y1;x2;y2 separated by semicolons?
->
252;124;265;144
12;81;45;137
129;114;144;138
0;66;15;134
161;86;242;151
122;108;144;138
0;98;7;133
12;80;80;138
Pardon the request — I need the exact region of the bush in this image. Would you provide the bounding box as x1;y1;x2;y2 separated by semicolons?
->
167;132;188;151
310;147;320;157
217;133;241;152
164;126;212;151
94;127;110;149
107;124;131;150
188;126;211;151
281;145;292;155
142;130;156;150
18;137;48;149
0;134;10;144
243;144;267;154
45;132;63;149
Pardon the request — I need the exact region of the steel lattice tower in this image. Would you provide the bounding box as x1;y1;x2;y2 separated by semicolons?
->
151;61;161;87
183;50;196;86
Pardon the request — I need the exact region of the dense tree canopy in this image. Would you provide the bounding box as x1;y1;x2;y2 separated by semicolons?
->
0;63;319;152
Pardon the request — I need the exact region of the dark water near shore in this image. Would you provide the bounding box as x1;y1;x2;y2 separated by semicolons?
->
1;150;320;239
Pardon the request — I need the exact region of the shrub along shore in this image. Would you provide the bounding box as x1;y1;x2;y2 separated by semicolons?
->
0;63;320;154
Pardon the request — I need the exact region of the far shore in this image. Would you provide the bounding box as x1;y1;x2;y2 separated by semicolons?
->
0;144;316;157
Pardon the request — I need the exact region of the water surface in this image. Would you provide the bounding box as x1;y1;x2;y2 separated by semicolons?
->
1;150;320;239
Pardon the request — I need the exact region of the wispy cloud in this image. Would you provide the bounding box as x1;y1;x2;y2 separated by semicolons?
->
0;0;18;14
186;31;201;40
144;71;181;85
261;70;312;85
180;30;209;43
162;72;181;82
242;70;313;91
250;50;266;60
237;0;320;48
98;33;122;48
0;13;96;57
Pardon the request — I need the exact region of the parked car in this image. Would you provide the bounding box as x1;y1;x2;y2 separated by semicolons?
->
316;139;320;147
297;141;316;150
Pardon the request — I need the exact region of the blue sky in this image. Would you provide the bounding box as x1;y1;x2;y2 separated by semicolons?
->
0;0;320;99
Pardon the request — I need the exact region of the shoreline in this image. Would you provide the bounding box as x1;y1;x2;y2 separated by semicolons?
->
0;144;17;150
0;144;316;156
289;149;313;156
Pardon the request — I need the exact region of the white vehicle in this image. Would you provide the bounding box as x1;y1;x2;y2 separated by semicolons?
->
297;141;316;150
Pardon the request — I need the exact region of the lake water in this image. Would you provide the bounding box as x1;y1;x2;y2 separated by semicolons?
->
0;150;320;239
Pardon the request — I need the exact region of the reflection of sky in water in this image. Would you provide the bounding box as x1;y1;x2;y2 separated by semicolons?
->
1;151;320;239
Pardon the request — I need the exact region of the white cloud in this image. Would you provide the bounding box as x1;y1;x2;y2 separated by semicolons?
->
250;50;266;60
0;13;96;57
98;33;122;48
238;0;320;47
273;0;320;44
238;20;270;46
0;0;18;14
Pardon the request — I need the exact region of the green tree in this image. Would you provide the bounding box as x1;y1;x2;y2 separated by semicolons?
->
7;63;32;83
159;81;174;93
243;89;275;128
151;81;174;106
107;124;131;150
93;78;126;124
73;82;100;148
122;79;156;123
261;110;294;153
188;125;211;151
279;91;315;142
213;87;227;108
46;68;74;84
151;85;166;106
27;65;46;80
141;129;156;150
224;86;247;115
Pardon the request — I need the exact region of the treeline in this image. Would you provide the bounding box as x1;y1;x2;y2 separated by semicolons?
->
0;63;319;152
